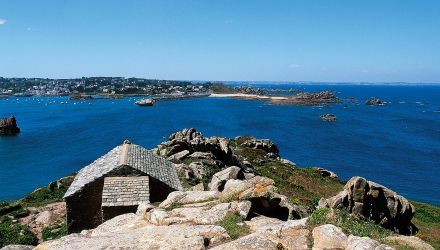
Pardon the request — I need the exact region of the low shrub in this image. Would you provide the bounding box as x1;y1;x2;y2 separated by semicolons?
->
308;208;391;240
8;207;29;219
218;212;250;239
19;175;74;207
412;202;440;249
0;203;22;217
42;222;67;241
0;219;38;247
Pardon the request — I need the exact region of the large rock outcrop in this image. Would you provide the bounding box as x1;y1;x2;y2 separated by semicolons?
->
155;129;240;178
160;169;308;221
35;211;404;250
32;171;432;250
320;176;417;235
155;129;282;184
35;214;230;250
0;116;20;135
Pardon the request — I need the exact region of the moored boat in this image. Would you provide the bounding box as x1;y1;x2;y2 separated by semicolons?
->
135;98;154;106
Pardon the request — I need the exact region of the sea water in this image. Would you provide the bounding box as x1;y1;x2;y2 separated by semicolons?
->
0;84;439;205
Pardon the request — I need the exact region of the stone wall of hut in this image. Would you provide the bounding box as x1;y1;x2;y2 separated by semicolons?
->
66;165;146;233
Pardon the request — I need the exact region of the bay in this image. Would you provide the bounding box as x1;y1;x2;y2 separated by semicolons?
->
0;84;439;205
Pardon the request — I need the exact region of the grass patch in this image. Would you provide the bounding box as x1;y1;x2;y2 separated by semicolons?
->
308;207;331;225
412;201;440;249
42;222;67;241
308;208;392;240
0;218;38;247
255;163;344;208
19;175;74;207
218;212;250;239
231;139;344;209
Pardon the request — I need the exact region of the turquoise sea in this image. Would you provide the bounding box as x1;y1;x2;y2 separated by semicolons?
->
0;84;439;205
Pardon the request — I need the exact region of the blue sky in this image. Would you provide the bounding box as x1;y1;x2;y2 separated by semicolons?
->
0;0;439;83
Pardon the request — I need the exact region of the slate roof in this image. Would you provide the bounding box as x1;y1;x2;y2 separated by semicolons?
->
64;141;181;198
101;176;149;207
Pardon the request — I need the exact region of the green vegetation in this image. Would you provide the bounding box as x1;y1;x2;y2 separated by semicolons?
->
308;208;392;240
168;135;440;249
0;218;38;247
0;202;22;216
218;212;250;239
231;140;344;209
8;207;29;219
412;202;440;249
42;222;67;241
0;175;75;248
209;83;236;94
19;175;74;207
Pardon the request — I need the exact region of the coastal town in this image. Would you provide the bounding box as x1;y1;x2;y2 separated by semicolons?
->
0;77;348;106
0;77;213;97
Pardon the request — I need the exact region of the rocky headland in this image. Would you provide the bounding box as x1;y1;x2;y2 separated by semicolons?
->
269;91;340;106
0;129;438;250
0;116;21;135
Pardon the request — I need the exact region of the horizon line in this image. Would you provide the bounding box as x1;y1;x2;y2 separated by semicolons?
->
1;76;439;85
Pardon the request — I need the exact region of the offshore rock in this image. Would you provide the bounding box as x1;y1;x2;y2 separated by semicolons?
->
269;91;340;106
0;116;20;135
322;176;417;235
365;98;385;106
320;114;337;122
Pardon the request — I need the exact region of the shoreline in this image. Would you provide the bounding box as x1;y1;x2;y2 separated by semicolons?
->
209;93;288;100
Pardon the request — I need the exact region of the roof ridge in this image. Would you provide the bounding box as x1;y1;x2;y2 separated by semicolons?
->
119;143;130;165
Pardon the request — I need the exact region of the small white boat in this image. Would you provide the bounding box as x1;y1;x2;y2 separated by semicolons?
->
135;98;154;106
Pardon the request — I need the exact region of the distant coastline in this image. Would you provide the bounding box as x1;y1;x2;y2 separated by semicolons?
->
209;93;288;100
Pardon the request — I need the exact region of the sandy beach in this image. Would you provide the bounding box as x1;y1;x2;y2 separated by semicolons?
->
209;93;288;100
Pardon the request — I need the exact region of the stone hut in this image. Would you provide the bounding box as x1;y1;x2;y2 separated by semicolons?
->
64;140;182;233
